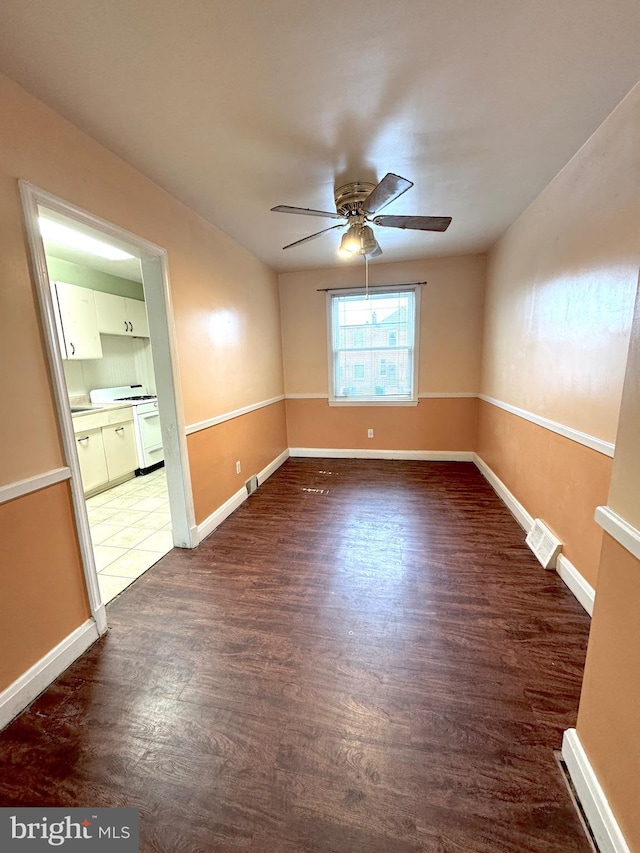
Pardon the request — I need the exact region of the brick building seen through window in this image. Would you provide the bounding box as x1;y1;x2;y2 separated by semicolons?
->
330;289;417;400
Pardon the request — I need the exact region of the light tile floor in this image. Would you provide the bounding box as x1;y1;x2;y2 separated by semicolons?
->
86;468;172;604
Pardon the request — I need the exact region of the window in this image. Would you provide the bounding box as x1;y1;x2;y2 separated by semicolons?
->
328;286;419;403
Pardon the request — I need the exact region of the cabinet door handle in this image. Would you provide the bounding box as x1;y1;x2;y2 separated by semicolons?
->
124;320;128;332
78;436;90;443
70;342;75;356
130;322;134;333
115;427;125;434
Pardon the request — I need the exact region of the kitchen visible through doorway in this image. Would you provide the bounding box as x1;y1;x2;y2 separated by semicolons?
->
39;203;174;604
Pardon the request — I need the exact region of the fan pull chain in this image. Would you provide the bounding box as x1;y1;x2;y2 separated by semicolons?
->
365;254;369;299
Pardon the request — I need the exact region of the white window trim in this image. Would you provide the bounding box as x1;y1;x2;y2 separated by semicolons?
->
326;284;420;406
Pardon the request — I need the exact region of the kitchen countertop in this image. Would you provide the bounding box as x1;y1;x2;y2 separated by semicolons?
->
70;401;134;417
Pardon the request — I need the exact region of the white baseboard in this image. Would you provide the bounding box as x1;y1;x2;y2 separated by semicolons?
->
0;618;99;731
196;449;290;544
473;453;534;532
473;454;595;615
197;486;248;543
556;554;595;616
258;448;289;484
288;448;474;461
93;603;107;634
562;729;630;853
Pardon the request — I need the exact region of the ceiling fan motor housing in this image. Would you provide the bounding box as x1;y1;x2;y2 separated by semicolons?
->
334;181;376;216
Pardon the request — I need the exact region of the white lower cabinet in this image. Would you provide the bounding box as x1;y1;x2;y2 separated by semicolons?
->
73;407;138;496
75;427;109;494
102;420;138;482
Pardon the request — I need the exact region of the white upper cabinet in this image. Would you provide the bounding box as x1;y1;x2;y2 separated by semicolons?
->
94;291;150;338
93;290;127;335
52;281;103;360
125;297;149;337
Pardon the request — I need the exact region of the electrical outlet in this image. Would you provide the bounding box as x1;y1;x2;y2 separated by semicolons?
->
236;460;241;474
367;428;374;438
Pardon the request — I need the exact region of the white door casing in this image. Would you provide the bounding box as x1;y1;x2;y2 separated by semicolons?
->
19;181;198;637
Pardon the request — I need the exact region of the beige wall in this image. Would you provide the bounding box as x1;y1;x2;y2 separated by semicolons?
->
0;170;64;485
286;397;478;452
279;255;485;451
167;215;284;428
0;483;90;689
575;277;640;850
608;280;640;529
476;400;611;587
189;401;287;524
0;72;285;487
279;255;486;397
481;82;640;444
576;536;640;850
478;81;640;588
0;72;286;692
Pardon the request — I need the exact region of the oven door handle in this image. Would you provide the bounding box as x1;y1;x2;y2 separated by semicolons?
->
139;412;160;422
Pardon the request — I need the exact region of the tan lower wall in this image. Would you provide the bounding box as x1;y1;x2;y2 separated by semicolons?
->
576;534;640;849
0;482;90;691
476;400;611;588
285;396;478;452
187;400;288;525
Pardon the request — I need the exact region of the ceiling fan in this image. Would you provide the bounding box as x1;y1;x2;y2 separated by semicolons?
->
271;173;451;258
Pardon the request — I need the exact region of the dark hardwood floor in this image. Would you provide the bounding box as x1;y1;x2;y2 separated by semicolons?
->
0;460;593;852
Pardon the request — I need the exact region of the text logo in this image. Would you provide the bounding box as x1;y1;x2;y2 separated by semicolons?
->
0;808;138;850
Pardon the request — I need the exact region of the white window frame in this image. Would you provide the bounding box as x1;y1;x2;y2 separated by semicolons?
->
326;285;420;406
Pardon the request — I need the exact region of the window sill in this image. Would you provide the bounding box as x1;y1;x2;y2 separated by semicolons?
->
328;399;418;407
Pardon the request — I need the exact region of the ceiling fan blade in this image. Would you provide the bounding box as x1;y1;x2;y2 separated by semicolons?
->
282;223;344;250
363;173;413;214
272;205;344;220
373;215;452;232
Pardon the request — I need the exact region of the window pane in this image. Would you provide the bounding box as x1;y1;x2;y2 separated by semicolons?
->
330;289;416;399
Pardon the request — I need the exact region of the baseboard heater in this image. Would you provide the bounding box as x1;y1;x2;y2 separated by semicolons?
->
526;518;562;569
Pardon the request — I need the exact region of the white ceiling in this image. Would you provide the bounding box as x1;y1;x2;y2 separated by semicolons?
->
1;0;640;273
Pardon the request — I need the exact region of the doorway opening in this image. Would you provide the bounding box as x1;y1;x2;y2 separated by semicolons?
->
20;183;196;628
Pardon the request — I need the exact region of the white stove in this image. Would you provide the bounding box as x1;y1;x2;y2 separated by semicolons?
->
90;385;164;474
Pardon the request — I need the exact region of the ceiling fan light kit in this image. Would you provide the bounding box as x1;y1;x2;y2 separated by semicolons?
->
338;226;360;257
360;225;379;256
271;172;452;259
